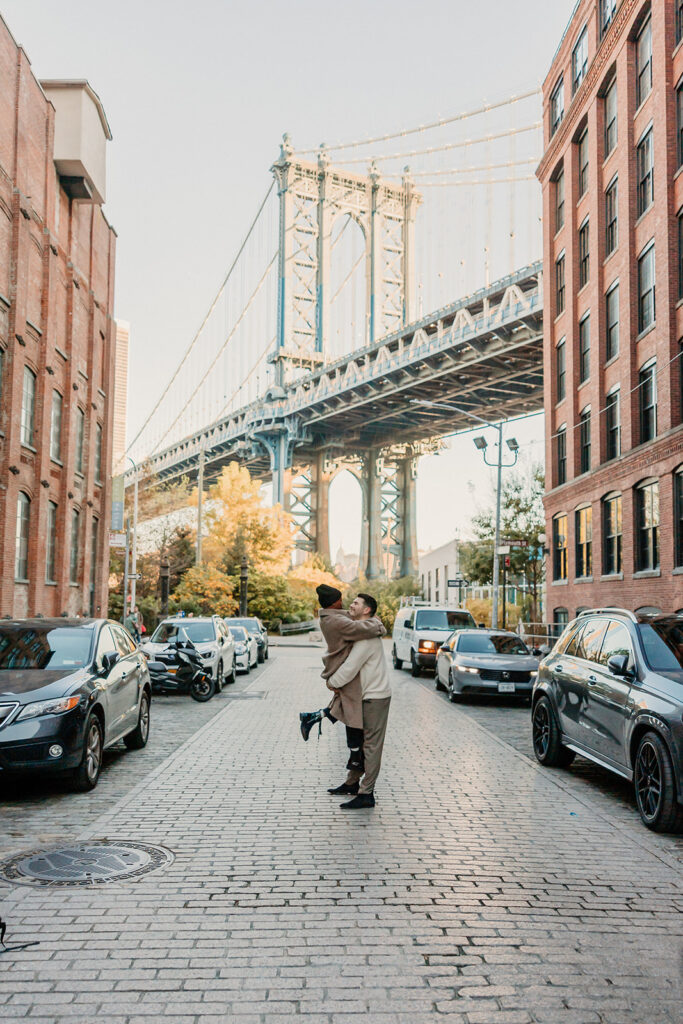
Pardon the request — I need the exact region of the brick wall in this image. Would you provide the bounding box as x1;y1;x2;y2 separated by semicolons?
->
537;0;683;620
0;15;116;617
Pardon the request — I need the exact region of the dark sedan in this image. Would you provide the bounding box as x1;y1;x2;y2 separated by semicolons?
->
0;618;151;791
435;628;539;700
532;608;683;833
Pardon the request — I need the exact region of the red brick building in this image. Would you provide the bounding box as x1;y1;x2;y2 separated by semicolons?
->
0;16;116;617
537;0;683;629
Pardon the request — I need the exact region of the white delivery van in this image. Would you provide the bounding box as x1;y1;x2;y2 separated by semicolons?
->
392;599;476;676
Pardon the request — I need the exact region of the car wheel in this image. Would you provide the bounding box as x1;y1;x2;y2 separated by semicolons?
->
69;713;103;791
258;647;265;664
265;647;269;660
448;671;461;702
124;691;150;750
392;646;403;669
226;656;236;685
245;657;251;674
532;696;575;768
410;652;421;678
215;661;224;692
634;731;683;833
435;669;447;692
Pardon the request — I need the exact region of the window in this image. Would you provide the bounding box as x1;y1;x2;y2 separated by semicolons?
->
555;253;565;315
46;502;58;583
552;607;569;639
578;129;589;196
579;219;590;288
551;77;564;136
679;212;683;301
556;338;566;401
75;408;85;475
576;617;608;662
572;26;588;96
575;506;592;578
553;515;568;581
70;509;80;584
606;388;621;460
90;517;99;615
639;360;657;442
605;177;618;255
579;313;590;383
606;283;619;360
675;471;683;568
601;0;618;36
555;168;565;232
637;243;655;333
635;16;652;108
557;426;567;485
0;347;4;411
21;366;35;447
635;480;659;571
94;423;103;483
15;493;30;580
50;390;63;462
604;77;618;155
598;621;632;667
678;0;683;45
678;82;683;169
636;128;653;216
603;494;623;574
579;408;591;474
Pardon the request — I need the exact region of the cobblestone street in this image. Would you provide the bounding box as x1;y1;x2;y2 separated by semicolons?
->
1;645;681;1024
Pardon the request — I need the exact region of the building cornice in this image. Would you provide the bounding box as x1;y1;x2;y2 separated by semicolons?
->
537;0;638;181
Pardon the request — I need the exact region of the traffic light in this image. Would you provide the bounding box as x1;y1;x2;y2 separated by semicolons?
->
504;556;511;568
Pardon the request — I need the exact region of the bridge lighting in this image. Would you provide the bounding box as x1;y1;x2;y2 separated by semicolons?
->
506;437;519;452
473;436;488;450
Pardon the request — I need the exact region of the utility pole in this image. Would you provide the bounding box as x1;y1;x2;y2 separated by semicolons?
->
159;558;170;618
196;448;205;564
239;555;248;616
127;457;139;612
123;517;131;622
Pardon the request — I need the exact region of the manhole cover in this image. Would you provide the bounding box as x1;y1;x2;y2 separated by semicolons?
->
1;840;174;887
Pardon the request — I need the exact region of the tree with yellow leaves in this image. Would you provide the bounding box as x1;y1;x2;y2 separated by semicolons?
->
287;554;346;613
198;463;294;574
171;563;238;617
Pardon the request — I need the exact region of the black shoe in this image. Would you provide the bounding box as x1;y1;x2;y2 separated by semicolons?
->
340;793;375;809
327;782;359;795
299;711;322;742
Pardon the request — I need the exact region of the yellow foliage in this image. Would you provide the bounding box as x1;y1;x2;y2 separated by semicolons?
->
171;563;237;617
287;556;346;611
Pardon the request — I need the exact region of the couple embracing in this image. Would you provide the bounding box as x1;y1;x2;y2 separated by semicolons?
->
299;585;391;809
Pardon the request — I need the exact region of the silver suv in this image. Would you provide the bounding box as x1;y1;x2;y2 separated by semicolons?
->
532;608;683;833
142;616;235;690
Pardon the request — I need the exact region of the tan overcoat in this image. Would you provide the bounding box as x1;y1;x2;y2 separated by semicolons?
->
318;609;386;729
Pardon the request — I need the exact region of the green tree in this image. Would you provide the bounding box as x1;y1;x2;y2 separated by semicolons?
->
460;465;545;622
171;563;237;617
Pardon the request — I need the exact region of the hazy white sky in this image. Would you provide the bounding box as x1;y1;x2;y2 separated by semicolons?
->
4;0;574;553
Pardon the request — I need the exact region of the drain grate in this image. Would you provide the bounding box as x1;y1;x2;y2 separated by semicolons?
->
1;840;174;887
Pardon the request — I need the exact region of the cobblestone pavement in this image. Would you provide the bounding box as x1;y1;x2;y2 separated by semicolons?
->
0;646;681;1024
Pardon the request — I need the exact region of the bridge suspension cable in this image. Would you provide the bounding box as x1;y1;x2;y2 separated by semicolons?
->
333;122;541;165
126;180;275;457
295;86;540;155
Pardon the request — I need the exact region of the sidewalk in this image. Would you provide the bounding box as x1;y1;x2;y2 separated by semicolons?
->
1;646;681;1023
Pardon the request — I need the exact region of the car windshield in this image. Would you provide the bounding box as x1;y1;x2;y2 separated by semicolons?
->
230;618;259;631
457;633;529;656
638;620;683;672
151;621;215;644
229;627;248;641
0;625;94;669
415;610;474;631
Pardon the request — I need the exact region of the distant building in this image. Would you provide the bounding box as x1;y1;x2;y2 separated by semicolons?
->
537;1;683;628
0;15;116;617
334;545;359;583
112;320;129;475
418;539;460;604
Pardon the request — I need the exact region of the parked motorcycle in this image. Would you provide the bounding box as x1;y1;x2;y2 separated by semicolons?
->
147;637;216;702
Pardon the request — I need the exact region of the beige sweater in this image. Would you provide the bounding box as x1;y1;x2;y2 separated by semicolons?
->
329;637;391;699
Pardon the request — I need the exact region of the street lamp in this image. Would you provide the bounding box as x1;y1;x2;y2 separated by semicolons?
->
411;399;519;628
127;456;139;616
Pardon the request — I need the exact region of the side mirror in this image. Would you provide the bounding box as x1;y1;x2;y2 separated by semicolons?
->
101;650;120;674
439;644;450;653
607;653;629;677
532;647;542;657
404;624;412;631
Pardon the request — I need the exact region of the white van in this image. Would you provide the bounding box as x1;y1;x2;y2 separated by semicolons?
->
392;601;476;676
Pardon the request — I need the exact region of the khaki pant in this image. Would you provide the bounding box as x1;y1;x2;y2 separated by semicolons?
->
346;697;391;794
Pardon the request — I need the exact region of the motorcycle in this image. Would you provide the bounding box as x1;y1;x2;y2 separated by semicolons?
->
147;637;216;702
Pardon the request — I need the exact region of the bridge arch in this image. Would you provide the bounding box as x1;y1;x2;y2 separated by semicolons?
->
328;213;368;360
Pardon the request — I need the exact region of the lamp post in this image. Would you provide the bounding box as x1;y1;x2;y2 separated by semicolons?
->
411;400;518;628
239;555;248;616
127;456;139;616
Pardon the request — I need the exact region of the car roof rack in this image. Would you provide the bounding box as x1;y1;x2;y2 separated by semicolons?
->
577;607;639;623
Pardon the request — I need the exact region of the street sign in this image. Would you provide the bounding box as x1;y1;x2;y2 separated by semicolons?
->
503;538;530;547
496;545;511;555
447;577;464;586
109;533;126;548
129;573;141;581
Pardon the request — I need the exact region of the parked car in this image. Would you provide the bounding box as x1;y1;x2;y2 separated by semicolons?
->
0;618;151;791
227;625;258;673
392;601;476;676
141;616;235;689
532;608;683;833
225;616;269;662
436;628;539;700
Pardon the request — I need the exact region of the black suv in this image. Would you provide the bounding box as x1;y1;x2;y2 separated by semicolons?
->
532;608;683;833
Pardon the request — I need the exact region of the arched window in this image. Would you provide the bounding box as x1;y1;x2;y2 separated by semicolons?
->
635;479;659;572
553;513;568;581
15;492;30;580
635;606;662;616
50;390;63;462
602;491;622;575
70;508;80;584
21;366;36;447
575;504;592;578
553;607;569;639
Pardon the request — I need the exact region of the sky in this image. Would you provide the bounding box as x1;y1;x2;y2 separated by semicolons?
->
3;0;574;556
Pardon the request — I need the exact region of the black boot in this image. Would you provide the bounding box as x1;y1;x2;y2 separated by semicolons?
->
340;792;375;809
299;710;324;742
327;782;360;795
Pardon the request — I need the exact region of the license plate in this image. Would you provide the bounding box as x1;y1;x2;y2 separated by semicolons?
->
498;682;515;693
167;668;177;675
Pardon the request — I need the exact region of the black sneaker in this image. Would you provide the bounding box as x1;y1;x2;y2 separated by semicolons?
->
327;782;359;795
340;793;375;809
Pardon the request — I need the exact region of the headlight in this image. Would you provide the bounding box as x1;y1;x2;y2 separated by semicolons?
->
530;670;538;677
202;651;213;659
456;664;479;674
235;643;246;654
17;695;81;721
419;641;437;651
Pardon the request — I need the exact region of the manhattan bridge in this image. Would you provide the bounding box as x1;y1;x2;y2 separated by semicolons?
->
128;91;544;578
